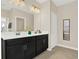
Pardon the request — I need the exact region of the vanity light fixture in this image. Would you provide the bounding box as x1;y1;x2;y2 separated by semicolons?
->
31;5;40;13
9;0;25;6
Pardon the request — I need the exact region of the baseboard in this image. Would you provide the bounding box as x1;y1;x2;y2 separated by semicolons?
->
47;48;52;51
57;44;78;51
47;45;56;51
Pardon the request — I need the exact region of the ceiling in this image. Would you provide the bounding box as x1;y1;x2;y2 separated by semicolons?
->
35;0;77;6
1;0;41;13
52;0;77;6
36;0;48;3
1;0;77;12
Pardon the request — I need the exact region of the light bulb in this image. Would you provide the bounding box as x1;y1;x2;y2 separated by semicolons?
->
9;0;25;6
31;5;40;13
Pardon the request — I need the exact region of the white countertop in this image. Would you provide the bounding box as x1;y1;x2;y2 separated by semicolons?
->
1;31;48;40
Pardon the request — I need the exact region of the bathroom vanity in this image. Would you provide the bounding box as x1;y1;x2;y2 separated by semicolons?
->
1;32;48;59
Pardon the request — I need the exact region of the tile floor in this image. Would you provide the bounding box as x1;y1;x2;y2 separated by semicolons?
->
34;46;78;59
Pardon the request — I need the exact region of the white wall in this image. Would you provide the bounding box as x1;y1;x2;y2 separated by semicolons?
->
48;1;58;50
50;12;57;49
34;14;41;31
57;1;78;50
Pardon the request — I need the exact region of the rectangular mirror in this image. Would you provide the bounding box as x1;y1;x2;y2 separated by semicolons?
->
1;9;34;32
63;19;70;41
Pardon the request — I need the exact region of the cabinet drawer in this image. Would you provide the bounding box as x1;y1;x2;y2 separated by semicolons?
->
5;38;28;47
37;34;48;39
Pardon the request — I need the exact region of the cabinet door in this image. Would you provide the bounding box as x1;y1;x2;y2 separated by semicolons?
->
36;36;43;55
42;35;48;51
36;35;48;55
24;37;35;59
7;45;24;59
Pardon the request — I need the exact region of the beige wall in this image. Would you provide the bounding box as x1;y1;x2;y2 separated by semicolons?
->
57;1;78;50
1;9;34;31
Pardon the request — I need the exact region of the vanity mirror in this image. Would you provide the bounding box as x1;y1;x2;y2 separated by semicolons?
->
1;0;41;32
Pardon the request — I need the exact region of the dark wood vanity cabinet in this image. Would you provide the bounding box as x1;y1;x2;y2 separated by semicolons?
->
6;45;24;59
36;35;48;56
5;37;36;59
2;34;48;59
24;37;36;59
